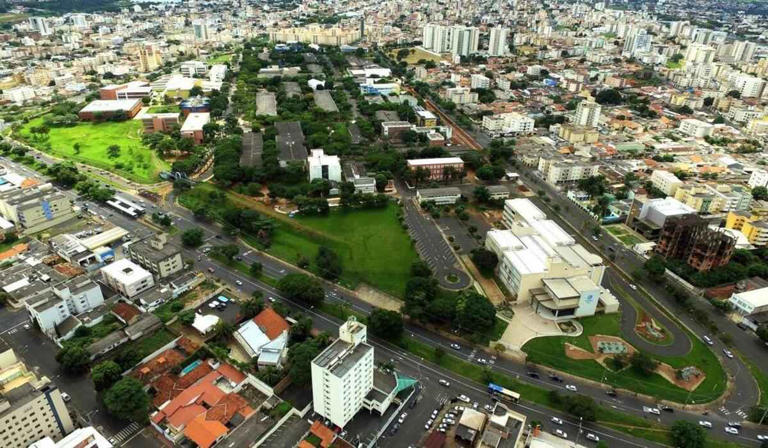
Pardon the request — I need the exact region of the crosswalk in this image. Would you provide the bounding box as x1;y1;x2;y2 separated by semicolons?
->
110;422;141;445
719;407;749;419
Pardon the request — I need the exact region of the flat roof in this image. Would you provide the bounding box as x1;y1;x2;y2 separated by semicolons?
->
418;187;462;197
180;113;210;132
101;259;151;283
407;157;464;166
313;338;373;378
80;99;140;113
240;132;264;167
733;287;768;308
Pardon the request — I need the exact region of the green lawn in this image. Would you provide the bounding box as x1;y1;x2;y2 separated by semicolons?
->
146;105;180;114
605;224;645;247
208;53;233;64
522;314;727;403
125;329;175;359
18;117;168;184
388;47;442;64
180;183;418;297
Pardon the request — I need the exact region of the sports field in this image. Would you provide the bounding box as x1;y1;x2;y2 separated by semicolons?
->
19;117;168;183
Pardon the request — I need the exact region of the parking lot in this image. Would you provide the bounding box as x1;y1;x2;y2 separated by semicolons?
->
197;294;241;324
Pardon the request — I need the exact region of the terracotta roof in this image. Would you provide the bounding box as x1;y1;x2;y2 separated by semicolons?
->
310;420;336;448
298;441;315;448
20;178;39;188
131;348;186;384
252;308;290;340
0;243;28;261
176;336;200;355
216;363;246;384
150;362;214;407
183;414;228;448
112;302;142;324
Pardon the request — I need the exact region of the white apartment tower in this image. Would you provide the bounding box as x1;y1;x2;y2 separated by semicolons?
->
192;19;211;41
622;29;651;57
311;318;375;429
573;101;601;128
422;24;451;53
450;26;480;57
488;26;510;57
29;17;52;36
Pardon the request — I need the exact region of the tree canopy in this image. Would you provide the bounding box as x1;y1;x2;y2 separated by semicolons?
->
91;360;123;391
103;377;151;423
277;273;325;305
367;309;404;341
669;420;706;448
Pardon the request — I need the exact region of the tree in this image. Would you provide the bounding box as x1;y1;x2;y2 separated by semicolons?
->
91;360;122;391
107;144;120;159
702;97;714;107
250;261;263;276
277;274;324;306
216;244;239;262
240;297;263;319
315;246;342;281
410;261;432;278
595;88;623;105
753;186;768;201
56;345;91;373
455;291;496;335
287;339;321;385
470;248;498;277
644;256;667;281
189;85;204;97
629;351;659;376
669;420;706;448
180;228;204;247
73;142;81;154
289;315;313;343
726;90;741;99
473;186;491;203
368;309;404;340
103;378;150;423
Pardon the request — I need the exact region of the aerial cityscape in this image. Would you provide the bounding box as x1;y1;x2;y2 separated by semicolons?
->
0;0;766;447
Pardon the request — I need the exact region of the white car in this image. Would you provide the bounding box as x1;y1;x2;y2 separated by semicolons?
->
268;297;276;303
60;392;71;402
629;284;637;290
235;280;243;286
477;358;487;364
565;384;577;392
450;343;461;350
484;404;494;412
699;421;712;428
424;424;430;430
723;349;734;359
586;433;599;442
703;335;714;345
554;429;568;439
757;435;768;441
457;395;471;403
551;417;563;425
724;426;739;435
439;379;450;387
643;406;660;415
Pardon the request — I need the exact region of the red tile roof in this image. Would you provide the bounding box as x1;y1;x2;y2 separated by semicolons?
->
131;348;186;384
112;302;141;324
310;420;336;448
252;308;290;340
183;414;228;448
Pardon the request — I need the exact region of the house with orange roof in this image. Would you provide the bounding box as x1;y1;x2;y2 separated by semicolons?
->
111;301;142;325
150;360;253;446
309;420;337;448
233;308;290;367
0;243;28;263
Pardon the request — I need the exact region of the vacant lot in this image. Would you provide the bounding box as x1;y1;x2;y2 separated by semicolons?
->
605;224;646;246
180;183;418;297
388;47;443;64
522;314;726;403
19;117;168;183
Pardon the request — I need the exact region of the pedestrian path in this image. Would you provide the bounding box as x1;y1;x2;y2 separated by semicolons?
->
110;422;142;445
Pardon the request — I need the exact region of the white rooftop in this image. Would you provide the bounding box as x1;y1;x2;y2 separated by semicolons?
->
506;198;547;226
180;112;210;132
101;259;151;283
732;287;768;308
407;157;464;166
644;197;695;217
80;99;140;113
192;313;220;334
236;319;270;355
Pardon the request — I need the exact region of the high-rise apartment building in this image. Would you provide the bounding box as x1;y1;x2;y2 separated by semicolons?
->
421;24;479;56
28;17;52;36
655;214;736;272
192;19;211;41
0;341;74;448
488;26;510;56
622;29;651;57
573;101;601;128
450;26;480;56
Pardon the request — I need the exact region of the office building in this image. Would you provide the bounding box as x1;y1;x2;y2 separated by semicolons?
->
0;185;76;235
78;99;142;121
416;187;462;205
308;149;342;183
678;118;714;138
655;214;736;272
573;101;601;128
136;43;163;73
180;113;210;145
488;26;510;57
180;61;208;78
99;82;151;100
209;64;227;83
0;342;74;448
29;426;112;448
407;157;465;181
101;259;155;298
124;233;183;279
485;199;617;318
311;318;398;429
650;170;683;196
627;196;696;239
729;287;768;316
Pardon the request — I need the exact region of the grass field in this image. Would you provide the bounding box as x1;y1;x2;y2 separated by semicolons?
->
605;224;646;247
180;183;419;297
146;105;180;113
0;13;29;23
208;53;233;64
522;314;727;404
388;47;443;64
18;117;168;184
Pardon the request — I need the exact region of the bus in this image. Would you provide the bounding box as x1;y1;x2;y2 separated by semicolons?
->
488;383;520;403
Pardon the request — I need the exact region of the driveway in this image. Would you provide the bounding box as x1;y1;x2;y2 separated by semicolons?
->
402;200;470;290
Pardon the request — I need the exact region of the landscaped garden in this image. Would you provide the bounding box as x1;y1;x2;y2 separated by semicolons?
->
605;224;646;246
522;314;727;404
18;117;168;183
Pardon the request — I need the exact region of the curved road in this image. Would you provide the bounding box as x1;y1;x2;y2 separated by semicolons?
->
605;271;692;357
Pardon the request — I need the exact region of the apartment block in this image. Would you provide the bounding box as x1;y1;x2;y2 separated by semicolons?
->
650;170;683;195
573;101;601;128
25;277;104;338
100;259;155;298
311;318;397;429
0;341;74;448
124;233;183;279
537;155;599;185
678;118;714;138
0;185;75;234
29;426;112;448
749;169;768;189
482;112;534;135
654;214;736;272
441;87;478;104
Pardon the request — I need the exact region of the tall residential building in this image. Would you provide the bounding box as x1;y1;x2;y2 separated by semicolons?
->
482;112;535;135
731;40;757;63
0;341;74;447
488;26;510;56
734;75;766;99
70;14;88;29
311;318;398;429
470;74;491;89
573;101;601;128
28;17;52;36
29;426;112;448
124;233;183;279
684;43;716;66
192;19;211;41
137;43;162;72
749;169;768;189
450;26;480;56
422;24;451;53
655;214;736;272
622;29;651;57
650;170;683;195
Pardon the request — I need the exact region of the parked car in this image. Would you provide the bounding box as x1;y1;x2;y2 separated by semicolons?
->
723;349;734;359
703;335;714;345
450;343;461;350
61;392;71;402
457;395;471;403
235;280;243;286
757;435;768;441
565;384;577;392
727;422;741;429
551;417;563;425
207;267;215;273
586;433;599;442
699;421;712;428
